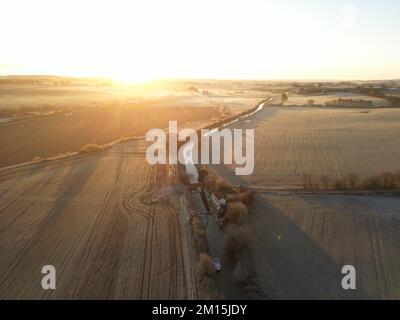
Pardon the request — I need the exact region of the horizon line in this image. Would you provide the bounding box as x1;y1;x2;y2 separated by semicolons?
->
1;74;399;83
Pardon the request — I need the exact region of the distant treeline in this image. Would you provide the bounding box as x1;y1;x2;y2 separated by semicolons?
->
0;75;115;87
0;104;73;118
352;87;400;107
301;172;400;191
292;82;400;107
325;98;373;107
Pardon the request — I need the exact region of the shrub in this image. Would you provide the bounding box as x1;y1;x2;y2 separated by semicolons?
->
242;190;254;204
216;178;236;194
203;171;216;187
226;194;238;203
197;253;215;278
190;212;206;252
225;225;251;259
227;191;253;204
198;166;209;183
224;202;248;226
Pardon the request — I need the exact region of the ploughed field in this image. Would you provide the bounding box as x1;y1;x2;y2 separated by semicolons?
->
0;104;221;167
248;193;400;299
247;106;400;188
210;102;400;299
0;141;197;299
284;93;389;107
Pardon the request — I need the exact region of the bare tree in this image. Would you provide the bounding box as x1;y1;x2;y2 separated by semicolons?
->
224;202;248;226
197;253;215;277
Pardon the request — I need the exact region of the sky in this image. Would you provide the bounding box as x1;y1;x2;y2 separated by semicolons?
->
0;0;399;82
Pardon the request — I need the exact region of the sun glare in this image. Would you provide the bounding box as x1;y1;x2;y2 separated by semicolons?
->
1;0;400;80
110;70;156;85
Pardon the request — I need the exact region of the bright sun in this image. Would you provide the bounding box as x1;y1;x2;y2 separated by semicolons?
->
110;70;156;84
1;0;400;80
108;68;159;84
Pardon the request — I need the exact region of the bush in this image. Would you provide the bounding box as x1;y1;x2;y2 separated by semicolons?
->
197;253;219;299
242;190;254;203
79;144;103;153
226;191;253;204
197;253;215;278
216;178;236;194
225;225;251;259
190;212;206;252
198;166;209;183
224;202;248;225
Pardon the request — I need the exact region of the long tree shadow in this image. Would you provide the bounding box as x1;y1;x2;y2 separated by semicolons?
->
212;164;369;300
0;154;99;293
35;154;98;232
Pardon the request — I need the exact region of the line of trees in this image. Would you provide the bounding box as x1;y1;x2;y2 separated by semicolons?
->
301;172;400;191
195;165;258;295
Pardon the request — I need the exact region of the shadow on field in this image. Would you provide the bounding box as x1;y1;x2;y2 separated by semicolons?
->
37;155;98;231
212;164;369;300
0;155;99;297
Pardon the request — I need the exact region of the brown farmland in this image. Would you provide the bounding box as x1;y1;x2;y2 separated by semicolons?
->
0;141;198;299
0;103;221;167
247;106;400;188
248;193;400;299
209;101;400;299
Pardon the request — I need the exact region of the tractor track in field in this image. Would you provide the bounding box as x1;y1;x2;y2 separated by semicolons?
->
121;167;153;220
167;202;185;299
138;204;155;299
